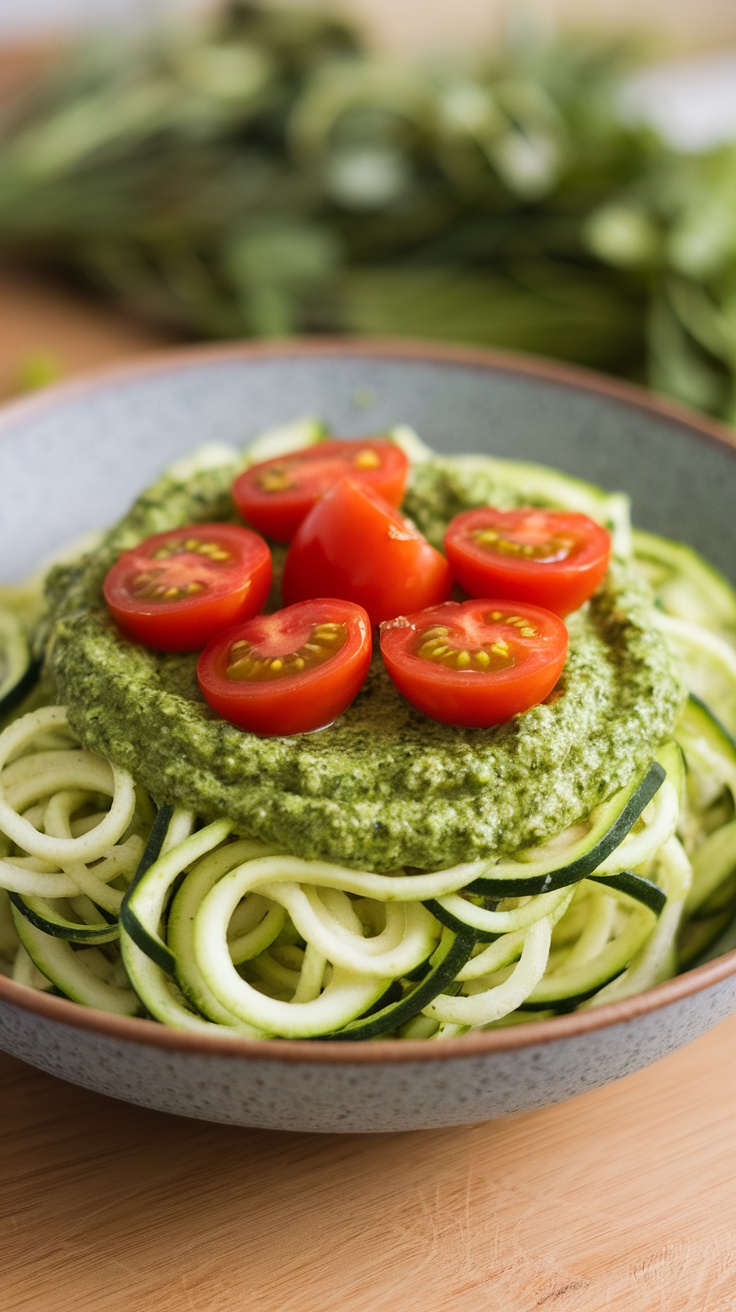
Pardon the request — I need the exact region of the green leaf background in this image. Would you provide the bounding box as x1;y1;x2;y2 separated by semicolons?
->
2;1;736;422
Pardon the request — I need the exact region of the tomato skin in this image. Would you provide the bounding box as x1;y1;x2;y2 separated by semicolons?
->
444;508;611;617
103;524;272;652
282;479;453;626
197;599;372;736
380;600;568;728
232;439;409;542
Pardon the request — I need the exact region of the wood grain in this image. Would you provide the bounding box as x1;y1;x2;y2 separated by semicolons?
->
1;1015;735;1312
0;270;735;1312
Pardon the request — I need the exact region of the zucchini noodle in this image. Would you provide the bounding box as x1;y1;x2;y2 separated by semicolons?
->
1;432;736;1040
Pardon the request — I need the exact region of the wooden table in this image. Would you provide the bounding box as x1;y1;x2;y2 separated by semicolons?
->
1;267;735;1312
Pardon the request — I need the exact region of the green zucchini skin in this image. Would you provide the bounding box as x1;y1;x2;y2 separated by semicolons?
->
519;977;626;1014
118;765;672;1034
125;804;174;894
119;804;176;975
427;867;665;945
680;693;736;760
675;693;736;966
426;877;665;957
0;656;41;719
120;912;176;978
588;871;667;916
519;954;632;1013
9;891;120;944
423;897;500;942
468;761;665;898
10;906;139;1014
679;910;735;969
319;928;477;1041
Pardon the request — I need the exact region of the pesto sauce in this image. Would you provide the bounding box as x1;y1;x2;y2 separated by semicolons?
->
45;457;685;871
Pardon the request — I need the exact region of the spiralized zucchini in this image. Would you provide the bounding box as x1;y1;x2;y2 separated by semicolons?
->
1;439;736;1040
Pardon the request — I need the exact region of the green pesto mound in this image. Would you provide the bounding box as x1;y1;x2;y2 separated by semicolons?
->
45;456;685;872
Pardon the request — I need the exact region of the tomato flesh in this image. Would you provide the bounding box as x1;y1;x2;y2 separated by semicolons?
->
103;524;272;652
380;599;568;727
444;508;611;617
282;479;453;626
197;599;372;736
232;439;409;542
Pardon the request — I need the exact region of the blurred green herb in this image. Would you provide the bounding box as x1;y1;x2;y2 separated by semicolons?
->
15;350;62;391
1;2;735;421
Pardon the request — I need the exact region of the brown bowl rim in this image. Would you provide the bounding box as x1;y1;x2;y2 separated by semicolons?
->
1;335;735;1066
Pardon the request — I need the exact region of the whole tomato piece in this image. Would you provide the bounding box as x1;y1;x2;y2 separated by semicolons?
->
282;479;452;625
232;439;409;542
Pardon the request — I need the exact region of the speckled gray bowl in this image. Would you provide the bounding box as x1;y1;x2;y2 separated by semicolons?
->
1;340;735;1133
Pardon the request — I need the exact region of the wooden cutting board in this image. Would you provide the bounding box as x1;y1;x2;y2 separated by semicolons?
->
0;265;735;1312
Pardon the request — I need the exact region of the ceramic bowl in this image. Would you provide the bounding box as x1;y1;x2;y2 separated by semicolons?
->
1;339;735;1134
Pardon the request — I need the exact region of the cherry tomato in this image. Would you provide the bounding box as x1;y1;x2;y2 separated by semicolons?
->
380;599;568;727
232;439;409;542
197;599;372;736
282;479;453;626
444;508;611;617
104;524;272;652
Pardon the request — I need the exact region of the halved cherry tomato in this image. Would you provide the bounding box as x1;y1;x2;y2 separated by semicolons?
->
380;599;568;727
197;599;371;736
103;524;272;652
232;439;409;542
282;479;453;626
444;508;611;617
